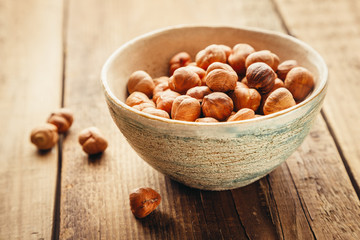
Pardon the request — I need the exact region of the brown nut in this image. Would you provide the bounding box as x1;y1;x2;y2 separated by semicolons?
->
195;44;227;70
228;43;255;76
259;78;285;114
169;52;192;75
127;70;155;98
126;91;153;107
205;62;238;92
246;62;276;94
47;108;74;133
284;67;315;102
219;44;232;59
227;108;255;122
142;107;170;119
129;187;161;218
152;81;170;103
30;123;59;150
186;66;206;85
156;90;181;115
78;127;108;155
132;102;156;111
202;92;234;121
276;60;298;81
245;50;280;71
195;117;219;123
171;95;201;121
263;88;296;115
240;77;249;87
186;86;212;102
153;76;169;86
230;85;261;112
169;67;202;94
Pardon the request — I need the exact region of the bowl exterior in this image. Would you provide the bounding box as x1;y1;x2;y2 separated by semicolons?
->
106;88;326;190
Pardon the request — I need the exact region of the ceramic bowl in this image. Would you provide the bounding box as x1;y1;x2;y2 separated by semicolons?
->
101;25;328;190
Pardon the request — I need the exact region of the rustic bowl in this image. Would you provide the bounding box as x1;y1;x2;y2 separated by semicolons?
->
101;25;328;190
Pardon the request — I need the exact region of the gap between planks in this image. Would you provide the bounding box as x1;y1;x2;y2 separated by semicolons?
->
52;1;70;239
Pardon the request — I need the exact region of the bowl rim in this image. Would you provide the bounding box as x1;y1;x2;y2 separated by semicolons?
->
101;24;328;126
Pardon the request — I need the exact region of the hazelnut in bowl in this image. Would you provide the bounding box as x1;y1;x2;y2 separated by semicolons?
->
101;25;328;190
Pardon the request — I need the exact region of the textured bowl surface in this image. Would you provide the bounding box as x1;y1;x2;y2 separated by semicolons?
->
101;25;328;190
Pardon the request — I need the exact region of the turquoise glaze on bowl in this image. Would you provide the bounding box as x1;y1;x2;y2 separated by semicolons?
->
101;25;328;190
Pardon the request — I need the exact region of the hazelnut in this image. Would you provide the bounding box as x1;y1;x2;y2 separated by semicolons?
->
259;78;285;114
152;81;169;103
30;123;59;150
228;43;255;76
202;92;234;121
127;70;155;98
245;50;280;71
153;76;169;86
227;108;255;122
237;81;249;89
169;52;191;75
218;44;232;59
186;86;212;102
240;77;249;87
263;88;296;115
78;127;108;155
195;117;219;123
246;62;276;94
132;102;156;111
230;85;261;112
171;95;201;121
156;90;181;115
129;187;161;218
195;44;227;70
142;107;170;119
169;67;202;94
276;60;298;81
186;66;206;85
125;91;153;107
47;108;74;133
284;67;315;102
205;62;238;92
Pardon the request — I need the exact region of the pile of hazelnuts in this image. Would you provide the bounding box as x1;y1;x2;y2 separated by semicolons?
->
30;108;108;155
126;43;315;122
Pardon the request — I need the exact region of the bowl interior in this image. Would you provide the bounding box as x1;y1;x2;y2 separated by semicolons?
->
102;25;327;121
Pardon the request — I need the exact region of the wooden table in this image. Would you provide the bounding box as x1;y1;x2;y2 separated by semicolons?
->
1;0;360;239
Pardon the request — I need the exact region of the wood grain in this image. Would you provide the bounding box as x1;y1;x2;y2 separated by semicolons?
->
275;0;360;191
0;0;64;239
58;0;360;239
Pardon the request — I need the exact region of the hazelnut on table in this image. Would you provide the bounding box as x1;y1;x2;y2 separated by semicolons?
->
129;187;161;218
47;108;74;133
30;123;59;150
78;127;108;155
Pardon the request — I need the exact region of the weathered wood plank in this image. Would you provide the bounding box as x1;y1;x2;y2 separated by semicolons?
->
275;0;360;192
59;0;282;239
0;0;64;239
59;0;360;239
